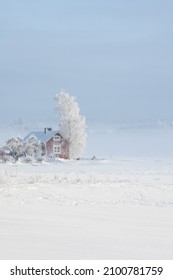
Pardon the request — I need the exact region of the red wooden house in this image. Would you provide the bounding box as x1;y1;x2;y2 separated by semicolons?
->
24;128;69;159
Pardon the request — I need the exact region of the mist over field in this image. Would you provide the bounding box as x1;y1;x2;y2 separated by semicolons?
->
1;118;173;158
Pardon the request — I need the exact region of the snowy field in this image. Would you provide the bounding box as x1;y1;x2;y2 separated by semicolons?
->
0;121;173;259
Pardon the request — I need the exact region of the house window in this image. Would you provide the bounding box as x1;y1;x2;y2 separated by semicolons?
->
53;135;61;141
53;145;61;154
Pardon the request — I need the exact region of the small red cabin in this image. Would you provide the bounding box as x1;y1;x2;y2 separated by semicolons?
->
24;128;69;159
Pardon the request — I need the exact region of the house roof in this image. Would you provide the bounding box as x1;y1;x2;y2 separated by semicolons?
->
24;131;59;144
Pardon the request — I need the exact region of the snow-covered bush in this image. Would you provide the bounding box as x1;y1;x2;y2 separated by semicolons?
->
24;136;40;157
21;156;33;163
0;150;12;163
5;137;25;162
4;136;41;162
55;90;87;159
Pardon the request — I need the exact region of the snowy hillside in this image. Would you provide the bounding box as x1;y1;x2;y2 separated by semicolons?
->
0;120;173;259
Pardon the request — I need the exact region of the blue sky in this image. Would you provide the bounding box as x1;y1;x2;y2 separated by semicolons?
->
0;0;173;122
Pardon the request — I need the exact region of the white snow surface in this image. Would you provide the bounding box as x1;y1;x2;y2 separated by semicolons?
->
0;157;173;259
0;121;173;259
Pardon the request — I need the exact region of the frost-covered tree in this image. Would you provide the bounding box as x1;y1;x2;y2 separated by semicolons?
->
5;137;25;161
25;136;40;157
4;136;41;162
55;90;87;159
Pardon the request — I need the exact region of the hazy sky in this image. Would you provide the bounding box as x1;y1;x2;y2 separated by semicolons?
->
0;0;173;122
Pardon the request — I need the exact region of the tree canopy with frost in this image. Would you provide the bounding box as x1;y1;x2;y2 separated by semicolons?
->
4;136;40;162
5;137;25;161
55;90;86;159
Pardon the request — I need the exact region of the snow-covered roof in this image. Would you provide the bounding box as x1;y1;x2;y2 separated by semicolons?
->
24;131;59;144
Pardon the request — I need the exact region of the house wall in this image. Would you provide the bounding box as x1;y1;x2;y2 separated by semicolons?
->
59;139;69;159
45;133;69;159
46;138;53;156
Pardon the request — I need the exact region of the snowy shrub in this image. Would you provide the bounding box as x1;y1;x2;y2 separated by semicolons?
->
34;156;46;163
24;136;40;157
0;153;9;163
5;137;25;162
3;136;41;162
21;156;33;163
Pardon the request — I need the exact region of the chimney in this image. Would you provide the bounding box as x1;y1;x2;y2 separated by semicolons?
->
44;127;52;134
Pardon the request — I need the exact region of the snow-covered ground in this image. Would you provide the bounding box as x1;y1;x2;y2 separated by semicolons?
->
0;121;173;259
